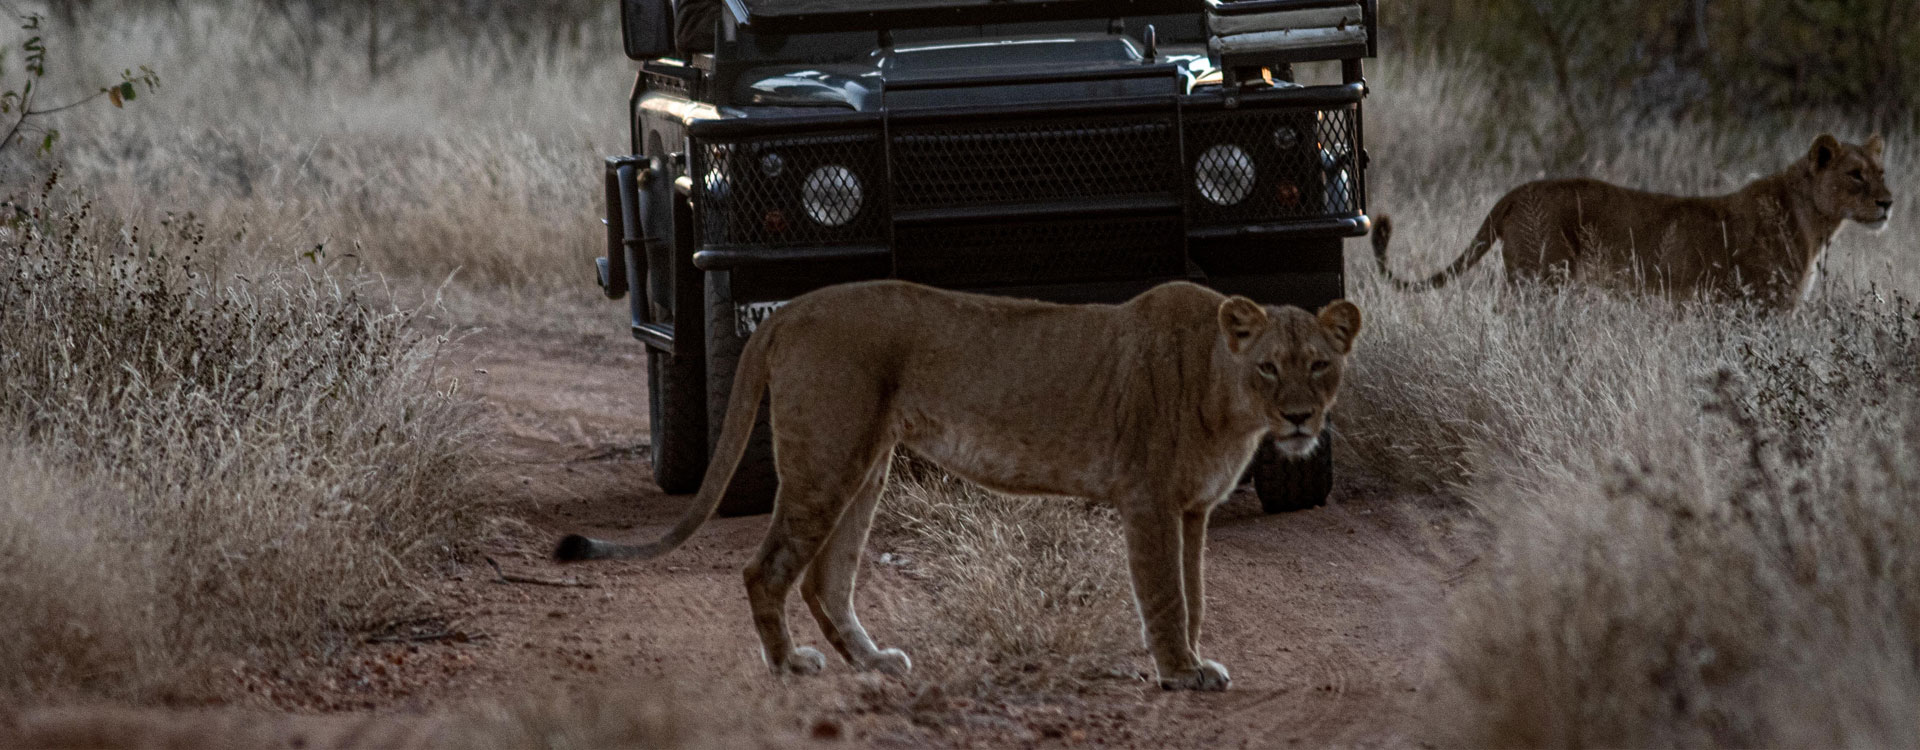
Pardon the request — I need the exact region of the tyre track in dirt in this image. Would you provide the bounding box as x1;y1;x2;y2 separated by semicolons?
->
5;325;1478;749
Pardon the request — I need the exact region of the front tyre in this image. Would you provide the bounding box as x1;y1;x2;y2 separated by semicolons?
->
704;270;780;517
647;348;708;494
1253;430;1333;513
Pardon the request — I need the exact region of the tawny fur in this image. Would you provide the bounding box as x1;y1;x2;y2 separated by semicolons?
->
556;280;1362;691
1372;133;1894;308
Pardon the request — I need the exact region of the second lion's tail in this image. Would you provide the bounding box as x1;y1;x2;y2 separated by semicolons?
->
553;322;778;564
1372;196;1510;291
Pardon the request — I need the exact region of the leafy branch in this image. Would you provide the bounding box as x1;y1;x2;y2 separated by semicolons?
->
0;11;159;156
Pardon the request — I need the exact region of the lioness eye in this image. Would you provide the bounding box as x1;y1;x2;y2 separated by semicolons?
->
1257;362;1279;379
1309;359;1331;374
1850;169;1866;183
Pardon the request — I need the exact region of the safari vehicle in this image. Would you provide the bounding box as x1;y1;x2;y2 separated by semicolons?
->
599;0;1376;516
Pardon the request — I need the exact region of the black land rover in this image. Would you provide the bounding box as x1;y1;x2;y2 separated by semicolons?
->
599;0;1375;516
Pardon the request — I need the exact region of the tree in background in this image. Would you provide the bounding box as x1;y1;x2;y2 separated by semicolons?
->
0;8;158;156
1385;0;1920;125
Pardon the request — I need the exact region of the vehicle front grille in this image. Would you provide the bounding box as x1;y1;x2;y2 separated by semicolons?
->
890;114;1181;208
692;130;885;248
894;215;1185;288
1183;105;1363;225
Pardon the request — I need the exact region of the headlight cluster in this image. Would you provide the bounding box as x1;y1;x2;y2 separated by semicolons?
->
696;135;883;246
1191;116;1354;215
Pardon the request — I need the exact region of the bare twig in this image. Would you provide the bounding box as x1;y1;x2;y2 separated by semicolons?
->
485;555;593;588
366;630;487;644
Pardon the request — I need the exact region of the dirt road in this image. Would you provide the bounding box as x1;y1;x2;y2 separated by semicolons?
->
6;325;1477;749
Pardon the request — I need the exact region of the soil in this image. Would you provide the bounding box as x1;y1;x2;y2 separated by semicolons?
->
4;324;1481;749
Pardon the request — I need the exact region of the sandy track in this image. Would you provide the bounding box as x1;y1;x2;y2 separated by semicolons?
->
6;325;1476;749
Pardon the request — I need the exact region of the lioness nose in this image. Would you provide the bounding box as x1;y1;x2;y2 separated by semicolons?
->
1283;411;1313;427
1878;199;1894;209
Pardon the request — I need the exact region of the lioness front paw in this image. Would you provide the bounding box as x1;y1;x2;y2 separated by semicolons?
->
857;647;913;677
1159;659;1231;691
775;646;827;675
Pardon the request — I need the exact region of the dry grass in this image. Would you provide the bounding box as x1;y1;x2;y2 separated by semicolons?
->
0;449;169;700
874;461;1144;694
20;0;629;330
1339;56;1920;747
0;173;482;703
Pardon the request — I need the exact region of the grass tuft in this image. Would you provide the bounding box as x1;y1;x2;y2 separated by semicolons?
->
0;172;482;702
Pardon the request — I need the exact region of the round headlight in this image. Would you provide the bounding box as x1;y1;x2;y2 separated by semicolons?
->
1195;144;1255;206
802;165;862;227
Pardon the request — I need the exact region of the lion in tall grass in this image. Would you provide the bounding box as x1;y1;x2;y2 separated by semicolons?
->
1373;134;1893;307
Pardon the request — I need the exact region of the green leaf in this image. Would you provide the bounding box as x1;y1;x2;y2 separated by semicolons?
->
39;130;57;155
120;82;136;102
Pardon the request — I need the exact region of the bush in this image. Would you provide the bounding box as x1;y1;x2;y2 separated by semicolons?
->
0;171;482;702
1385;0;1920;124
1339;250;1920;743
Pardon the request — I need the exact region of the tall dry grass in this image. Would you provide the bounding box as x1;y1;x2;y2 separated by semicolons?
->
0;173;482;702
17;0;630;329
1340;54;1920;746
875;462;1143;694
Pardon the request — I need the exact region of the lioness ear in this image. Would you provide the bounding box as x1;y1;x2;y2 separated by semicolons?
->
1217;296;1269;354
1317;300;1362;354
1810;133;1841;169
1867;133;1886;160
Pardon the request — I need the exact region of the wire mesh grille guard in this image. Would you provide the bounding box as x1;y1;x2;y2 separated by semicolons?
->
1184;105;1363;225
890;115;1181;208
895;215;1185;288
692;131;885;248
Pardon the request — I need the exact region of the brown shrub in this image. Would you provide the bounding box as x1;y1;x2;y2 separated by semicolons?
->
0;173;483;702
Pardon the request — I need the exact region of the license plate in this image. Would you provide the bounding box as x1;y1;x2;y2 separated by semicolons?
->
736;300;787;337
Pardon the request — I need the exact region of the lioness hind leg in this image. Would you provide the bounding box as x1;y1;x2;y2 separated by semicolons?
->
801;452;911;676
744;478;846;676
744;405;894;676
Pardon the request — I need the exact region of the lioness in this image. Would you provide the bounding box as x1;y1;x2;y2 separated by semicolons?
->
1372;134;1893;307
556;280;1362;691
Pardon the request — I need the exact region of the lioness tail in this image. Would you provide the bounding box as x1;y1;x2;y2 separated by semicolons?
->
1371;195;1510;290
554;322;778;563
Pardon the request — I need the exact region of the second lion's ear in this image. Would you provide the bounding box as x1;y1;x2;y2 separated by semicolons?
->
1217;297;1269;354
1810;133;1841;169
1317;300;1363;354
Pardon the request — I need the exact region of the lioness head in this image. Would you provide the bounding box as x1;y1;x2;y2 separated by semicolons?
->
1217;297;1362;457
1806;133;1894;231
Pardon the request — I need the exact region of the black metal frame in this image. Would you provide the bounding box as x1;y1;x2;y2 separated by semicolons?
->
721;0;1201;34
